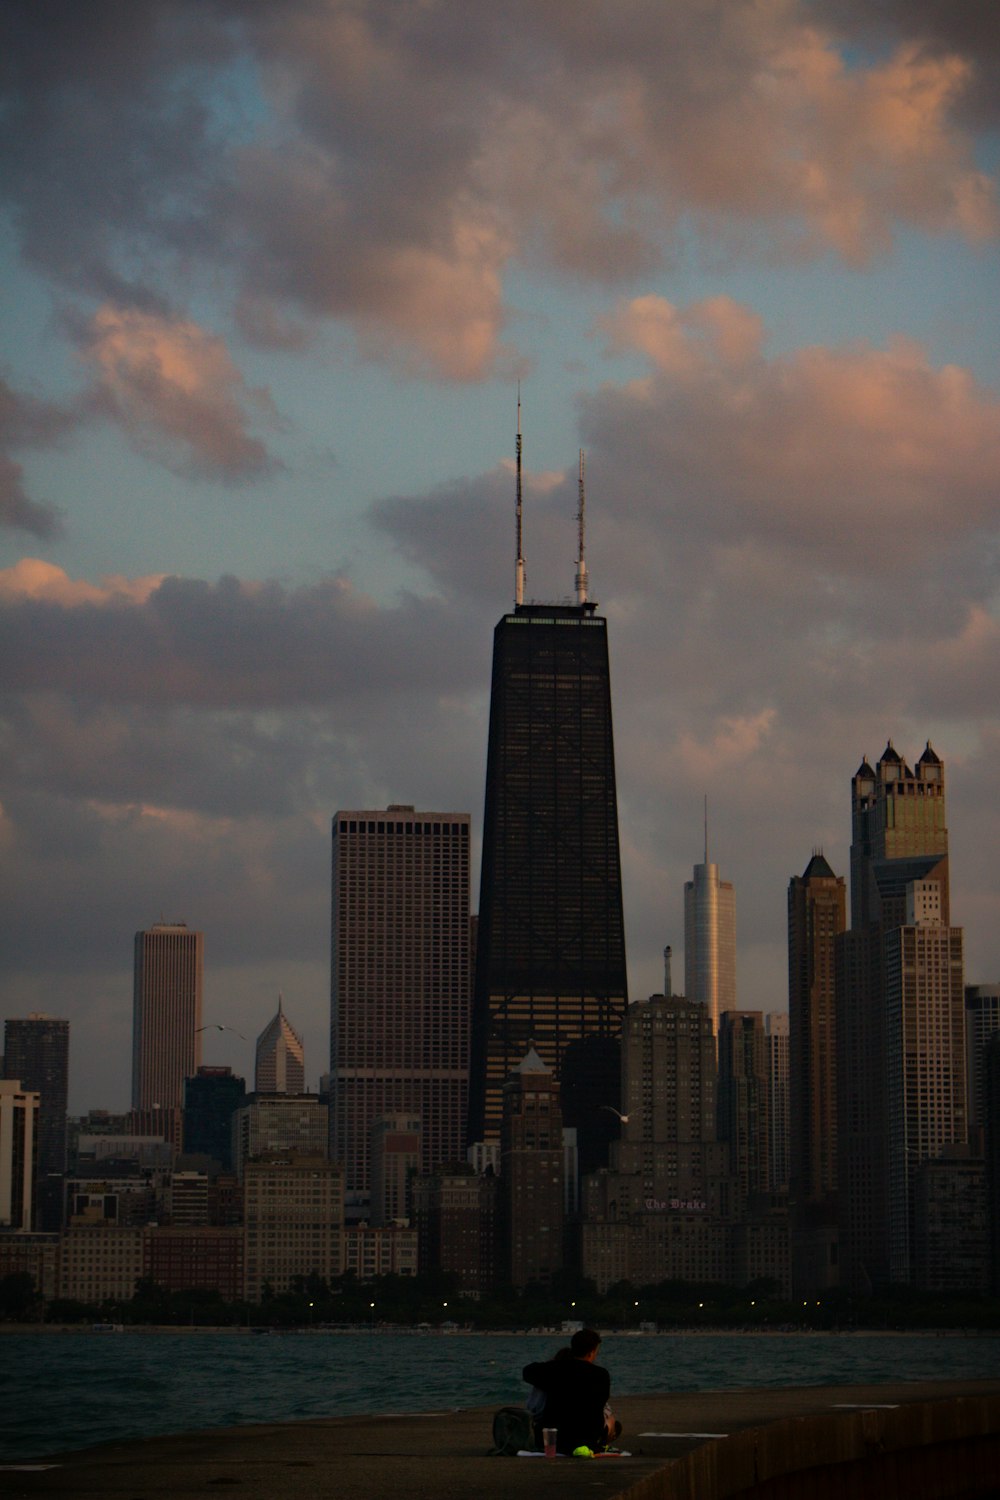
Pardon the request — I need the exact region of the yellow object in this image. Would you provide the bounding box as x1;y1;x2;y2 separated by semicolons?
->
572;1446;594;1458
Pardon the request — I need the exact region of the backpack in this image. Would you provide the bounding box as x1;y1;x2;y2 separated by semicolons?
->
489;1406;536;1456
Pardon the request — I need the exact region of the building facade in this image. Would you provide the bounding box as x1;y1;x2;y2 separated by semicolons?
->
132;923;203;1112
717;1011;771;1207
500;1049;565;1288
0;1079;39;1230
581;994;736;1291
765;1013;790;1195
242;1154;344;1301
369;1114;421;1227
183;1067;247;1171
232;1094;328;1179
330;807;472;1210
965;985;1000;1137
469;602;628;1146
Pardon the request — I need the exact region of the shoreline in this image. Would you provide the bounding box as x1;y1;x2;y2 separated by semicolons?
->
3;1322;998;1336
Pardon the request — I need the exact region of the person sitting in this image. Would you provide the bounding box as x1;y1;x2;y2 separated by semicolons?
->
522;1327;620;1454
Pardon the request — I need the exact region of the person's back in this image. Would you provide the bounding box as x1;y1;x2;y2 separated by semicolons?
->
522;1328;610;1454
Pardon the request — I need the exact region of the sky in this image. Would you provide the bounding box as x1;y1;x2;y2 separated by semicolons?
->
2;1;1000;1114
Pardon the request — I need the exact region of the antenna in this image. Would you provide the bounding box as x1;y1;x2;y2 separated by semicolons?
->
575;449;589;604
704;794;709;864
515;384;525;607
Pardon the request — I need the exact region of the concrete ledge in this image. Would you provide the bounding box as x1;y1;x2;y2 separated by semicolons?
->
622;1394;1000;1500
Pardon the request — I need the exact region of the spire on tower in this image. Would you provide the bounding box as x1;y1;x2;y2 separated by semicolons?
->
575;449;589;605
515;384;525;607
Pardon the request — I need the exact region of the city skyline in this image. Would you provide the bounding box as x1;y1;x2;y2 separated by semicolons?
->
2;7;1000;1113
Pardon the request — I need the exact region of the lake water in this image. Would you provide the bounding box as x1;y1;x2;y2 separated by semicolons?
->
3;1330;998;1463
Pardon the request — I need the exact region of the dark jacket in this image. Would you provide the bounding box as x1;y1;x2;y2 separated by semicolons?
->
522;1356;610;1453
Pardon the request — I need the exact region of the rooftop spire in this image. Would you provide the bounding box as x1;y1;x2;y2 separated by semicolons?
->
704;793;709;864
515;384;525;607
575;449;589;604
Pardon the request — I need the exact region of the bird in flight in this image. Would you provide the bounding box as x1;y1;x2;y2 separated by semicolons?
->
600;1105;631;1124
196;1024;247;1040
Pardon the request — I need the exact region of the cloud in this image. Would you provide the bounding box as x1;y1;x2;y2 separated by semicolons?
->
818;0;1000;123
0;562;489;706
75;305;281;480
1;3;995;377
0;377;72;536
591;293;1000;573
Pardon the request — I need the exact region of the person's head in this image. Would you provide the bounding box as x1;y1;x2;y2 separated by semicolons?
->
570;1328;601;1362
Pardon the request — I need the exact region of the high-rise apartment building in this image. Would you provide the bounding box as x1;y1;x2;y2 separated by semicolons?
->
242;1155;344;1301
468;601;627;1144
787;854;845;1292
132;923;203;1112
684;827;736;1034
717;1011;770;1206
581;994;732;1291
965;985;1000;1136
765;1013;790;1195
3;1014;69;1226
330;807;471;1208
255;998;305;1095
836;743;967;1289
500;1049;565;1288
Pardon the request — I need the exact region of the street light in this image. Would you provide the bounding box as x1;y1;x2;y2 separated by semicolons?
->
369;1301;375;1333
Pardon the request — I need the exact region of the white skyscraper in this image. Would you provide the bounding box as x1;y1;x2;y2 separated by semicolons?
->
684;807;736;1034
255;997;305;1094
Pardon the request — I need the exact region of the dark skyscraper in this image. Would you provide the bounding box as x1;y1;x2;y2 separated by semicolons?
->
787;853;845;1292
3;1014;69;1181
468;598;628;1143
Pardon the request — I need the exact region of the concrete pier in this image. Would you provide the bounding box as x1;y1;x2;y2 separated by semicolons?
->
4;1378;1000;1500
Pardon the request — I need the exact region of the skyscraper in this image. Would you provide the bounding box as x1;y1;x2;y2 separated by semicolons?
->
3;1014;69;1182
330;806;472;1208
684;814;736;1035
468;454;628;1145
836;743;967;1288
132;922;203;1112
255;997;305;1094
787;853;845;1292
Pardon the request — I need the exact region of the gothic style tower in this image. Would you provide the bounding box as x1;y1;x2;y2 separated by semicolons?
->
837;743;967;1288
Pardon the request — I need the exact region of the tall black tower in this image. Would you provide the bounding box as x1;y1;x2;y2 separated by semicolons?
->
467;599;628;1143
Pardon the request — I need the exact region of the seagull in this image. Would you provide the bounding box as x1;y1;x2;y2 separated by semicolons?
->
600;1105;631;1124
196;1024;247;1040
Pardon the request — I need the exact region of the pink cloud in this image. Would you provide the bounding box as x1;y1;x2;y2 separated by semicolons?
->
0;558;165;606
77;305;281;480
